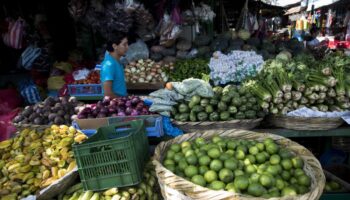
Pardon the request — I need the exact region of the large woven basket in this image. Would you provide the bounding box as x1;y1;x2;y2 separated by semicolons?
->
153;129;325;200
268;116;344;130
173;118;263;132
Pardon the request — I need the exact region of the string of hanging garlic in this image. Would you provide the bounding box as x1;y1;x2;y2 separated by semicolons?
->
124;59;174;83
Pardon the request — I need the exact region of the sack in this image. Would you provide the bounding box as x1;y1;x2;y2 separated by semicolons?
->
20;45;42;70
2;17;26;49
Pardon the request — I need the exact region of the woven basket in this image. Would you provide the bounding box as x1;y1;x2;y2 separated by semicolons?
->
268;116;344;130
173;118;262;132
153;129;325;200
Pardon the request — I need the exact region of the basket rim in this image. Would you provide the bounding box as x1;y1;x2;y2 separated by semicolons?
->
269;115;343;120
172;118;263;125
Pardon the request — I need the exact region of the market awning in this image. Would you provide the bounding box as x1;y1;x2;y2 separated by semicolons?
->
306;0;341;11
285;6;302;15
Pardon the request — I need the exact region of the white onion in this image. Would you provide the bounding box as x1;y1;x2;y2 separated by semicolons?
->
140;66;146;71
138;78;145;83
146;75;153;81
157;69;162;73
131;67;137;73
150;72;156;76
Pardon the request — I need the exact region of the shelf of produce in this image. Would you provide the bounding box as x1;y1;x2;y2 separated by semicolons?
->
255;127;350;138
127;83;164;90
320;193;350;200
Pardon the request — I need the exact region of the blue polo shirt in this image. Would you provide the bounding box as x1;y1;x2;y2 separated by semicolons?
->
101;52;127;96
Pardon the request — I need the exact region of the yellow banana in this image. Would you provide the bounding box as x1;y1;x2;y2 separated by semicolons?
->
42;170;51;179
0;140;12;149
58;169;67;178
67;160;77;172
19;165;32;173
51;167;58;178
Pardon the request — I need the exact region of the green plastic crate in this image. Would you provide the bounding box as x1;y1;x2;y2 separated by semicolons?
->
73;120;149;191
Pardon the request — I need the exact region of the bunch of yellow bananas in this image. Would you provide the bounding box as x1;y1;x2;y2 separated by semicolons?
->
0;125;87;200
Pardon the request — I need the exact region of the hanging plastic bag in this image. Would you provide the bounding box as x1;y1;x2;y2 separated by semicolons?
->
20;45;42;70
125;39;149;62
158;13;182;47
2;17;26;49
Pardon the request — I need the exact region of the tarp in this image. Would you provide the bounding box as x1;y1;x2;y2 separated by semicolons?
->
307;0;341;11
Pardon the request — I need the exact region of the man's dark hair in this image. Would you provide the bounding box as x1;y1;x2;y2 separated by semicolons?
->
106;31;128;52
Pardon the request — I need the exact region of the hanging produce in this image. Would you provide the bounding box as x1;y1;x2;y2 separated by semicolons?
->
244;53;350;115
194;3;216;22
124;59;172;83
171;85;266;122
75;96;151;119
209;51;264;85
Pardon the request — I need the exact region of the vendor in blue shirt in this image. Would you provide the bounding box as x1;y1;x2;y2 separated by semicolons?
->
101;32;128;97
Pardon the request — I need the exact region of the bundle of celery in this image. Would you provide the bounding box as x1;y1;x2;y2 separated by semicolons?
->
244;53;350;115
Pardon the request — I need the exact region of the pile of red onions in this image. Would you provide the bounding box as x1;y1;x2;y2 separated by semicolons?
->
75;96;151;119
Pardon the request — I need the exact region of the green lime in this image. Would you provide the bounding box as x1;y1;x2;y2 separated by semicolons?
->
268;187;280;197
178;160;188;171
297;174;311;187
219;153;231;161
291;157;304;169
269;154;281;165
191;175;206;187
297;185;309;194
234;175;249;190
208;148;221;159
257;164;268;174
247;183;266;197
235;149;245;160
195;137;206;147
245;165;257;174
196;150;207;158
249;146;259;155
234;169;245;177
240;139;249;146
199;165;209;175
218;168;234;183
256;143;265;151
217;141;227;149
227;140;238;150
173;152;184;163
325;183;332;192
224;159;238;171
255;152;267;164
263;138;274;145
279;149;293;159
204;170;218;183
266;165;279;176
262;151;270;159
210;159;223;172
210;180;225;190
281;159;293;170
199;155;211;166
290;177;298;185
164;159;175;166
236;145;248;153
259;174;275;188
184;165;198;178
281;186;298;196
245;155;256;165
250;173;261;183
212;135;223;144
182;146;192;154
166;150;176;159
275;178;285;190
184;149;196;157
226;182;240;193
281;170;291;181
165;164;176;172
266;143;279;155
175;170;185;177
181;141;191;149
294;168;305;177
170;144;181;153
186;155;198;165
225;149;235;156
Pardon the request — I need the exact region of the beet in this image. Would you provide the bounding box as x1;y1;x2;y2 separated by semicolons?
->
97;113;107;118
131;109;139;116
131;96;140;106
117;112;126;116
125;107;133;115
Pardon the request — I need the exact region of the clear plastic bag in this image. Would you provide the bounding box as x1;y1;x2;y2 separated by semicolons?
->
125;39;149;62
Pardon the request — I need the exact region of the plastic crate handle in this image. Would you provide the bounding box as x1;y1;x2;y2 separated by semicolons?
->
99;120;144;139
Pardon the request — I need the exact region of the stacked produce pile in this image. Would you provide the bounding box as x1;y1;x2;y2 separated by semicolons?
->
124;59;172;83
73;70;100;84
57;161;159;200
0;125;86;199
164;58;209;81
75;96;151;119
172;85;266;122
244;53;350;115
324;179;343;193
162;135;312;198
13;97;81;125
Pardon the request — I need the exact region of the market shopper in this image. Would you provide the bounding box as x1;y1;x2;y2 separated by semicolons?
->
101;32;128;98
